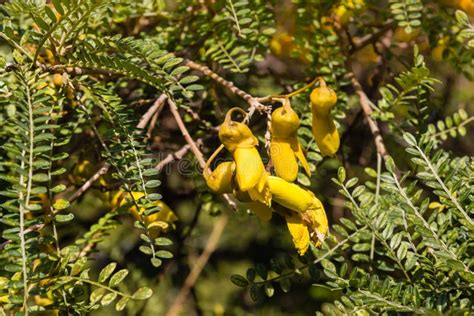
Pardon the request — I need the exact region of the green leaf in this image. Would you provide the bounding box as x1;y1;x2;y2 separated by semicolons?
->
338;167;346;182
156;250;173;258
115;296;130;311
55;213;74;222
101;292;117;306
154;237;173;246
109;269;129;287
230;274;249;287
99;263;117;283
132;287;153;300
71;257;87;276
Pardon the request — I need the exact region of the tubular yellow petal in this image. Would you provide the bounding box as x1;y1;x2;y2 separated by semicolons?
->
234;147;265;192
289;136;311;177
303;201;328;247
204;161;235;194
270;139;298;182
247;170;272;206
310;85;337;113
286;213;310;255
271;105;300;139
312;113;340;157
242;201;273;222
268;176;319;213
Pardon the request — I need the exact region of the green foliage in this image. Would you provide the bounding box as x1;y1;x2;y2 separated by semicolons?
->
0;0;473;315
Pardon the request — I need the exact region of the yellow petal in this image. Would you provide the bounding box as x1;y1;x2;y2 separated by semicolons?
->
242;201;273;221
286;213;310;255
204;161;235;194
234;147;265;192
270;139;298;182
247;171;272;206
268;176;318;213
271;105;300;139
312;112;340;157
147;200;178;224
304;202;328;247
289;136;311;178
310;85;337;113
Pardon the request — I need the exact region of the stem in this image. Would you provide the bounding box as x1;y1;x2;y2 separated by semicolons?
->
415;145;473;226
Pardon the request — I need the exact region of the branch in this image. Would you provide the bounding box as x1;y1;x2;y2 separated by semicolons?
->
68;164;110;203
168;97;206;168
185;60;269;117
137;94;168;129
350;74;390;160
155;144;191;171
165;215;229;316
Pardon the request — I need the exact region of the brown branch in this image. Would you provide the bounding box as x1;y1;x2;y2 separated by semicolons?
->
350;21;394;53
155;144;192;171
168;97;207;168
137;94;168;129
185;60;269;117
165;215;229;316
68;164;110;203
350;74;390;160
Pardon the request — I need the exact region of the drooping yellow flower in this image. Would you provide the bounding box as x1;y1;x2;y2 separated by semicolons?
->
218;108;271;206
310;79;340;157
270;99;311;182
267;175;328;253
111;191;178;237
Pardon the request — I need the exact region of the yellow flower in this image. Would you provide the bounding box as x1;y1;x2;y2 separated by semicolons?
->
218;108;271;206
112;191;178;237
268;175;328;253
310;79;340;157
270;99;311;182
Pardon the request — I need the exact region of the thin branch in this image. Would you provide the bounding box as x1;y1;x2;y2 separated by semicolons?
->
185;60;269;117
165;215;229;316
137;94;168;129
155;144;191;171
68;164;110;203
168;98;206;168
350;74;390;160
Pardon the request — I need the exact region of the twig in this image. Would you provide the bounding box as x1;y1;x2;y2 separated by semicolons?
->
69;164;110;203
349;21;394;53
155;144;191;171
165;215;229;316
137;94;168;129
350;74;390;160
168;98;206;168
185;60;269;117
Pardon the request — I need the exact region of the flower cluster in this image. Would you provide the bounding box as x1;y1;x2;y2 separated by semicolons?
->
204;79;340;255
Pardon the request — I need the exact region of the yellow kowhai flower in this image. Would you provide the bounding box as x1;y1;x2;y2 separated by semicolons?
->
204;150;273;221
270;98;311;182
218;107;271;206
268;176;328;254
111;191;178;237
310;78;340;157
